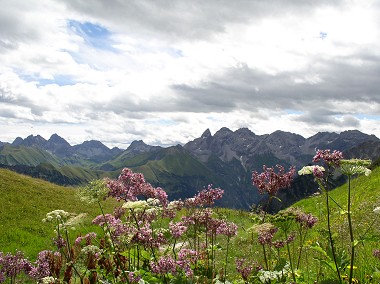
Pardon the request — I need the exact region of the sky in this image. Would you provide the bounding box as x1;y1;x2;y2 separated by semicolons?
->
1;0;380;148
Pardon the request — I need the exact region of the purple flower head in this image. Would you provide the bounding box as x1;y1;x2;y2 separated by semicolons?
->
75;232;97;246
255;223;278;246
106;168;168;206
151;256;177;275
313;149;343;167
128;271;142;283
216;221;238;238
373;249;380;260
236;258;262;281
252;165;296;196
296;212;318;229
29;250;52;280
169;221;188;239
313;166;325;179
194;185;224;207
0;251;32;280
52;236;66;250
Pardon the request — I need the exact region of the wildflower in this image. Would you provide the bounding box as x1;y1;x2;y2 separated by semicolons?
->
29;250;52;280
151;256;177;275
298;165;325;176
77;179;108;204
0;251;32;280
252;165;296;196
313;149;343;167
63;213;87;230
75;232;97;246
52;236;66;249
194;185;224;206
339;159;372;176
81;245;103;257
122;200;149;210
169;221;188;238
128;271;142;283
297;212;318;229
107;168;169;207
373;249;380;260
253;223;278;245
235;258;262;281
42;210;70;223
216;221;238;237
40;276;57;284
373;207;380;215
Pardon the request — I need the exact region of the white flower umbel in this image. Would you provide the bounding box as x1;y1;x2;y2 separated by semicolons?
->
122;200;149;210
42;210;70;223
298;165;325;175
339;159;372;176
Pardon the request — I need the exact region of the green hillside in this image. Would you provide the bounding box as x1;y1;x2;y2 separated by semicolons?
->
0;144;61;167
295;166;380;220
0;169;116;259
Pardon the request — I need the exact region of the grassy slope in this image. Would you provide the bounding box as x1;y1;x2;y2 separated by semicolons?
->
0;169;116;259
293;166;380;279
0;145;61;167
295;166;380;220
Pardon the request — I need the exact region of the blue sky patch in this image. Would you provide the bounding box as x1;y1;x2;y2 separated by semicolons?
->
18;72;75;86
67;20;116;51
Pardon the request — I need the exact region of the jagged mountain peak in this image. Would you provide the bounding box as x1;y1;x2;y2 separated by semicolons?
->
201;129;212;138
12;137;24;146
234;127;255;137
128;140;148;149
78;140;109;149
48;134;71;146
15;134;47;147
214;127;233;136
339;129;379;141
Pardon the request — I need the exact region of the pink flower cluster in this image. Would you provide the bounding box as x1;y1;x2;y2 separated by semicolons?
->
313;149;343;167
169;221;188;238
235;258;262;281
295;212;318;229
373;249;380;260
132;223;166;249
216;221;238;238
107;168;168;206
252;165;296;196
75;232;97;246
183;185;224;208
0;251;32;282
151;250;199;277
257;226;279;245
151;256;177;275
128;271;142;283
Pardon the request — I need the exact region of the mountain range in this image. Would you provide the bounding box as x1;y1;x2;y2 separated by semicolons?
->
1;128;379;210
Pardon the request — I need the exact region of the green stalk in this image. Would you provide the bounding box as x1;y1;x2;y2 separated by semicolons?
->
224;236;230;283
285;231;296;283
317;178;342;283
347;175;355;284
98;201;129;283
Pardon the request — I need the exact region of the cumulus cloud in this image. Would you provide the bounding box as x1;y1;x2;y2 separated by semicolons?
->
0;0;379;147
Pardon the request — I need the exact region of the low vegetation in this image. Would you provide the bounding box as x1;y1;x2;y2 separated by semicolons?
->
0;150;379;283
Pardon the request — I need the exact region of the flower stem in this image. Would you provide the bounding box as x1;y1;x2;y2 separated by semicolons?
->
347;175;355;284
285;230;296;283
325;187;342;283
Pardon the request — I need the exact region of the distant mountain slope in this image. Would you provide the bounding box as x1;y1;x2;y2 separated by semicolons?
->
1;129;379;210
9;134;123;165
0;144;61;167
184;128;380;170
